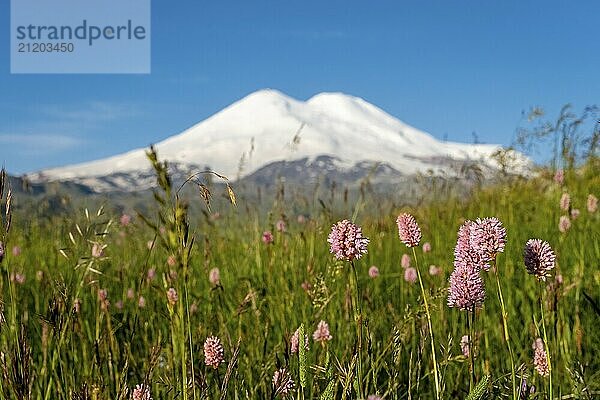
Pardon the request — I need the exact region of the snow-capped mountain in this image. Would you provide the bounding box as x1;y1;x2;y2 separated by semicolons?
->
29;89;528;192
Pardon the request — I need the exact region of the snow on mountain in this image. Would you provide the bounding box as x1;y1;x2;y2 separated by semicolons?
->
29;89;529;192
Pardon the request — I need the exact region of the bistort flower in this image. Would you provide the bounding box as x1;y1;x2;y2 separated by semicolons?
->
524;239;556;281
204;336;224;368
327;220;369;261
396;213;422;247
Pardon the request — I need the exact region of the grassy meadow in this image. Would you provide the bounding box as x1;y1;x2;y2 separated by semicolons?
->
0;154;598;400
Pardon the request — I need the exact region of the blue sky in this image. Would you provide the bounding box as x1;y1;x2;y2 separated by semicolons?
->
1;1;598;174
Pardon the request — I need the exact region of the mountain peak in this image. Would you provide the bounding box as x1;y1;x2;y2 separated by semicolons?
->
29;89;530;192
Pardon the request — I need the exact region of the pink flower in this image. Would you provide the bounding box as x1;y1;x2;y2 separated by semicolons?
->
301;281;312;292
367;396;382;400
570;208;580;219
401;253;411;269
11;246;21;257
262;231;274;245
209;267;220;285
559;193;570;211
524;239;556;281
396;213;422;248
166;288;178;306
553;169;564;185
422;242;432;253
327;220;369;261
276;219;286;232
14;273;26;284
404;267;417;284
167;255;177;267
138;296;146;308
120;214;131;226
470;217;506;263
428;265;441;276
115;300;123;310
532;338;549;377
588;194;598;213
447;263;485;311
368;265;379;278
272;368;295;398
313;320;332;343
131;383;152;400
204;336;225;368
127;288;135;299
147;268;156;281
558;216;571;233
290;327;309;354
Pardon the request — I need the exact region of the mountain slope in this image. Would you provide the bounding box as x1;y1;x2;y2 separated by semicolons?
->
29;89;528;192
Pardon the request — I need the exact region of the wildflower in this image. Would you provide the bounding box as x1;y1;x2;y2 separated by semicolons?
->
447;263;485;311
262;231;274;245
98;289;110;311
401;253;411;269
553;169;564;185
396;213;422;247
422;242;432;253
166;288;178;306
470;217;506;263
138;296;146;308
367;396;382;400
327;220;369;261
559;193;570;211
313;320;332;343
272;368;295;398
11;246;21;257
91;243;104;258
115;300;123;310
167;255;177;267
276;219;286;232
570;209;580;219
460;335;470;357
290;327;309;354
301;281;311;292
558;216;571;233
147;268;156;281
453;221;488;271
368;265;379;278
429;265;441;276
532;338;550;377
404;267;417;284
520;378;536;399
131;383;152;400
209;267;220;285
14;273;25;284
204;336;224;368
120;214;131;226
588;194;598;213
524;239;556;281
127;288;135;300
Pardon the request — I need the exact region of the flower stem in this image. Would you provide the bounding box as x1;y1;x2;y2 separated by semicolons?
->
350;261;364;398
466;310;474;391
539;283;553;399
412;247;441;400
493;260;517;400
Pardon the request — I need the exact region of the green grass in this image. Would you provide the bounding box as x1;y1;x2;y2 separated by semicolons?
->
0;161;598;400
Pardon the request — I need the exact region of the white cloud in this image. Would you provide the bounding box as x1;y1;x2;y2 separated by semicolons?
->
0;133;81;154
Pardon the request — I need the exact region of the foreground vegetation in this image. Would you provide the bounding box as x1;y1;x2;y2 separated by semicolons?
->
0;153;598;400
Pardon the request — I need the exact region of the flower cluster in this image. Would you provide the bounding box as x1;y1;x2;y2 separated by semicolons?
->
396;213;422;247
524;239;556;281
313;320;332;343
327;220;369;261
532;338;550;377
204;336;225;369
131;383;152;400
272;368;295;398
